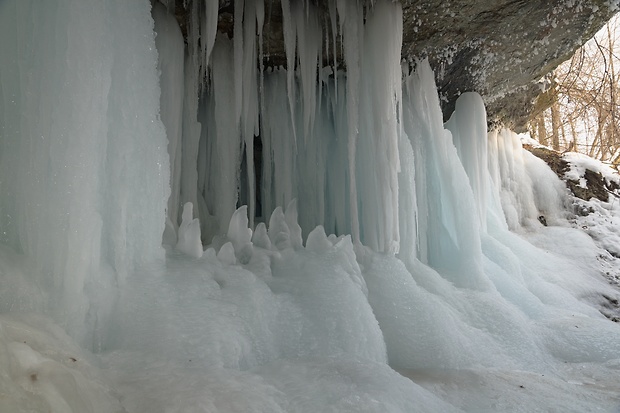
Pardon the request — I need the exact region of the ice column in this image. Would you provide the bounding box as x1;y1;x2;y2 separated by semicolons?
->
446;92;490;232
0;0;170;343
154;3;185;238
401;61;488;290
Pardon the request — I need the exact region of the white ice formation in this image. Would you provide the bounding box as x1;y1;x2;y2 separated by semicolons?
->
0;0;619;412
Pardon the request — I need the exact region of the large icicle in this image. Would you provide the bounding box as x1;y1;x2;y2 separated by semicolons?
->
179;55;203;221
241;0;260;228
446;92;490;232
234;0;245;127
357;0;403;253
337;0;363;245
154;3;185;237
211;37;243;233
293;1;321;140
201;0;219;74
402;60;488;290
280;0;298;144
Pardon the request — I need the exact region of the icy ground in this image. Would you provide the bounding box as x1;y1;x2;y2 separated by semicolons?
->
2;173;620;412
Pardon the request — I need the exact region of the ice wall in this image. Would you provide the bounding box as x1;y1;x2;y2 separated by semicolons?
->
0;0;573;347
156;0;564;288
0;0;170;346
0;0;584;337
157;0;404;253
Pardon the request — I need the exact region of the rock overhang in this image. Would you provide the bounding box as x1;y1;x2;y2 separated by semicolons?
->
162;0;618;131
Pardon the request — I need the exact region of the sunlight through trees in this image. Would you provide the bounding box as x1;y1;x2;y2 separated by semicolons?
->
529;14;620;166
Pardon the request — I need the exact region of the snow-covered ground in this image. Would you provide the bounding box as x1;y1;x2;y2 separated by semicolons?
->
2;145;620;412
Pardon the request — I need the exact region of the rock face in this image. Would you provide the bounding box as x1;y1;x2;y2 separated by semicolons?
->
166;0;617;130
403;0;617;130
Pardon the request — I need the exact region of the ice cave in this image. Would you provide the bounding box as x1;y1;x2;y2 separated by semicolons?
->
1;0;620;411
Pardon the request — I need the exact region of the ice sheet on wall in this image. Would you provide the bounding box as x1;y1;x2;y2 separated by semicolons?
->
0;0;170;345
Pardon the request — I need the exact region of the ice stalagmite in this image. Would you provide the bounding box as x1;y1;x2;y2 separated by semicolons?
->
177;202;203;258
401;62;488;290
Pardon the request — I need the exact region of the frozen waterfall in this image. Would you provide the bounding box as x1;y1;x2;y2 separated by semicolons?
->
0;0;619;412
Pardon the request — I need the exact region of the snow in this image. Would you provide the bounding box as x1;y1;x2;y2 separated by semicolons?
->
1;0;620;412
564;151;620;188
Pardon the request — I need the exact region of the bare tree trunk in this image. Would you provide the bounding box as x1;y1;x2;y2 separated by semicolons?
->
537;115;548;146
550;103;561;151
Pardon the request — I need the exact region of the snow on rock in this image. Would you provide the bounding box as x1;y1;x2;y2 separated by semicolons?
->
564;152;620;192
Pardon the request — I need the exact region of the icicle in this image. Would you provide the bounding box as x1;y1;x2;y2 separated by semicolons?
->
337;0;363;245
201;0;219;74
186;0;201;89
328;0;338;103
241;0;260;228
280;0;298;144
212;37;242;232
153;2;185;230
256;0;266;147
357;0;403;253
161;0;176;14
234;0;245;126
262;71;296;214
446;92;489;232
293;1;320;139
180;53;202;222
